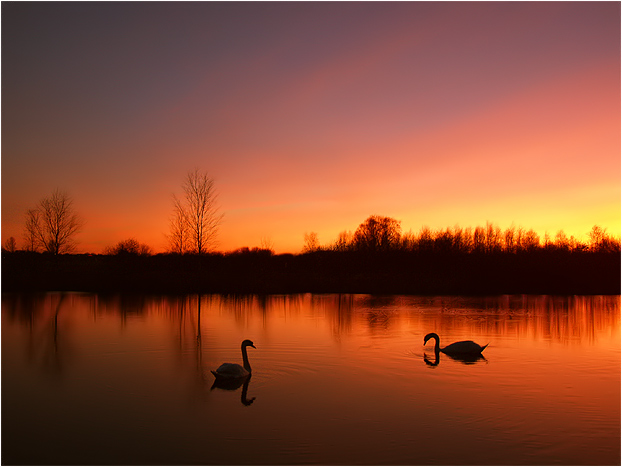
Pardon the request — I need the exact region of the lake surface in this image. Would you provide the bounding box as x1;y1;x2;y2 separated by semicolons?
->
2;293;620;465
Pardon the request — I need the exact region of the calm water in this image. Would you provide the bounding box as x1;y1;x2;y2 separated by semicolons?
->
2;293;620;465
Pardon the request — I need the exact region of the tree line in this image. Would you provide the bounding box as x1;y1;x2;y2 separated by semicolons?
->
303;215;620;255
4;206;620;295
3;172;620;257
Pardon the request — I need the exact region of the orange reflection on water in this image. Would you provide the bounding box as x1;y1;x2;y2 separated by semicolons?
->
2;293;620;465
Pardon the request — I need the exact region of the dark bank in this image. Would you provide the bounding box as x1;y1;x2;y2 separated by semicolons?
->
3;248;620;295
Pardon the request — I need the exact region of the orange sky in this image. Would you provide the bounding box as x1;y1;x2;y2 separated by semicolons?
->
2;2;620;254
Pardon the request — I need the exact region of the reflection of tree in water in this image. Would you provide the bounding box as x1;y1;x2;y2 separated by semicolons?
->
192;293;359;341
2;293;43;325
360;295;396;309
332;294;355;339
3;292;619;391
160;294;620;346
164;295;211;401
364;309;392;331
354;296;401;335
19;293;79;378
96;294;149;327
416;295;620;346
221;294;269;327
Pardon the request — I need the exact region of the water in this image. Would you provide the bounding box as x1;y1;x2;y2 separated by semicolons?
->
2;293;620;465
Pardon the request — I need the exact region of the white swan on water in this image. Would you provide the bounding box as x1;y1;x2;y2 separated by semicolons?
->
424;332;488;355
211;339;256;379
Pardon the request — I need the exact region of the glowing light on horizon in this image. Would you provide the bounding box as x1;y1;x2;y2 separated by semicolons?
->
1;2;619;254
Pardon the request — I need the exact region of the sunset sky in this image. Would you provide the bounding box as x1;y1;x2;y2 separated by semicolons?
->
2;2;620;254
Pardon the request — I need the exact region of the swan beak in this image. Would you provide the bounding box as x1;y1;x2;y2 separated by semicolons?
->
251;344;256;349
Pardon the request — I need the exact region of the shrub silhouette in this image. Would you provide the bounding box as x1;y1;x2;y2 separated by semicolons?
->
105;238;152;256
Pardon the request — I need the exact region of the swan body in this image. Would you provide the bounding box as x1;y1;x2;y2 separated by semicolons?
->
424;332;487;355
211;339;256;379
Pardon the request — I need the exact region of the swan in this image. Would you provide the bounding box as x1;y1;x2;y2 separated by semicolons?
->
424;332;488;355
211;339;256;379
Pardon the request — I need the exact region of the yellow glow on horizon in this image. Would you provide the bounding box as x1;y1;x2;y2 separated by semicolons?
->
2;3;619;256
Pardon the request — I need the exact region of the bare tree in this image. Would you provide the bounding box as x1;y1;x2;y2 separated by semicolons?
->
24;209;40;251
23;190;83;254
554;230;570;251
168;198;190;254
514;226;526;252
3;236;17;252
588;225;608;252
504;226;516;253
417;226;434;252
170;169;222;254
588;225;620;252
452;225;469;252
259;236;275;253
472;226;486;253
522;229;540;252
333;230;353;252
485;222;502;253
353;215;401;252
303;232;320;253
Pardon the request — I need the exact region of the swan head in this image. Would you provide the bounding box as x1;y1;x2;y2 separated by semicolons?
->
242;339;256;349
423;332;439;345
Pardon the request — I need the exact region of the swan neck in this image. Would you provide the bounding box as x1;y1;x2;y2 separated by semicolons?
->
431;333;440;352
241;344;251;372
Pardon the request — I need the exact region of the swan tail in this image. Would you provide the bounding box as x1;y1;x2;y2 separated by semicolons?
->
481;343;489;352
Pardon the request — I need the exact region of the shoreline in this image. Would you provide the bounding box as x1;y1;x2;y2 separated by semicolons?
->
3;250;620;296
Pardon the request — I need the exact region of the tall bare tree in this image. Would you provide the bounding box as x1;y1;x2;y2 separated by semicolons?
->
169;169;222;254
23;189;84;254
24;209;40;251
168;198;190;254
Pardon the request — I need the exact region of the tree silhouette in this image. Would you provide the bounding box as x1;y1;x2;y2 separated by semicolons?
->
588;225;620;252
353;215;401;252
169;169;222;254
303;232;320;253
3;236;17;252
504;226;516;253
24;209;40;251
168;200;190;254
323;217;622;256
23;190;83;254
333;230;353;252
522;229;540;252
260;236;275;253
105;238;152;256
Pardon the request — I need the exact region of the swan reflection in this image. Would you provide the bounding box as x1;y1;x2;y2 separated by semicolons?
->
210;375;256;406
424;350;487;366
